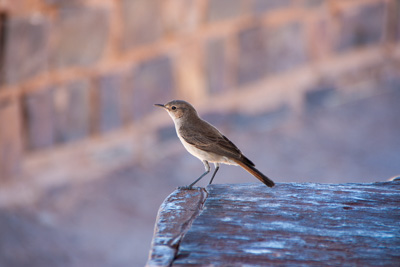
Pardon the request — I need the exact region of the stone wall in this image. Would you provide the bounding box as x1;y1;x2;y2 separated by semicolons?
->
1;0;400;180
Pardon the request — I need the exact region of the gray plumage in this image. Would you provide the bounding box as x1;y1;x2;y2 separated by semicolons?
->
155;100;275;188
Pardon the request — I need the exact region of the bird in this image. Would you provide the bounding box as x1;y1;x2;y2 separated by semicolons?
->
155;100;275;189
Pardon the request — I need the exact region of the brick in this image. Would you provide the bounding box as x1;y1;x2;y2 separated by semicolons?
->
96;73;124;133
207;0;245;22
205;38;229;94
236;25;267;86
2;16;49;85
45;0;83;6
0;97;22;180
51;7;109;68
305;85;336;111
308;16;332;60
252;0;292;14
265;22;308;74
23;88;55;150
120;0;163;49
397;1;400;41
24;80;93;148
302;0;324;8
336;2;385;52
129;56;175;120
52;79;91;143
163;0;201;35
203;105;290;133
175;43;205;101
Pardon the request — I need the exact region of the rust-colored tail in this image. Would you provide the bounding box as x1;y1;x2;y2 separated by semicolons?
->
235;160;275;187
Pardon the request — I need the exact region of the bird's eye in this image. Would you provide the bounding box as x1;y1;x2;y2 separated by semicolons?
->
171;106;176;110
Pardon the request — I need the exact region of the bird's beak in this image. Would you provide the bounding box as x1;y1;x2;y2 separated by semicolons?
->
154;104;166;109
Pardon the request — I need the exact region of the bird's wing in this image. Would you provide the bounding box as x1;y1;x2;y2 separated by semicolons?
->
179;122;244;161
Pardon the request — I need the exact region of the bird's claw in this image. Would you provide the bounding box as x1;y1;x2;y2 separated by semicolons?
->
178;186;196;190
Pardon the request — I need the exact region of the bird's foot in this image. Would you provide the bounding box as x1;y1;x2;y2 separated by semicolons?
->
178;185;198;190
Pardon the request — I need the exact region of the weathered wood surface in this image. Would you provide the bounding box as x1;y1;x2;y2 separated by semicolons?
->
147;187;207;266
147;182;400;266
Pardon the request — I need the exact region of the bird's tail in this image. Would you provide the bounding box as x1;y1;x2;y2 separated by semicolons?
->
234;160;275;187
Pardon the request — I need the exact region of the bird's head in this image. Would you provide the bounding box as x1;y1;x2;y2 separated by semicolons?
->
154;100;198;121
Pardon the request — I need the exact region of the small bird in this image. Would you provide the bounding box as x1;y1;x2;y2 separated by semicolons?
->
155;100;275;189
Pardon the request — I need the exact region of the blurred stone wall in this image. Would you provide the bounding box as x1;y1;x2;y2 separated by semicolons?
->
0;0;400;180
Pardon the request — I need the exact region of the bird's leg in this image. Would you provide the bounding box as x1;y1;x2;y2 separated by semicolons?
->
181;160;210;190
208;163;220;185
